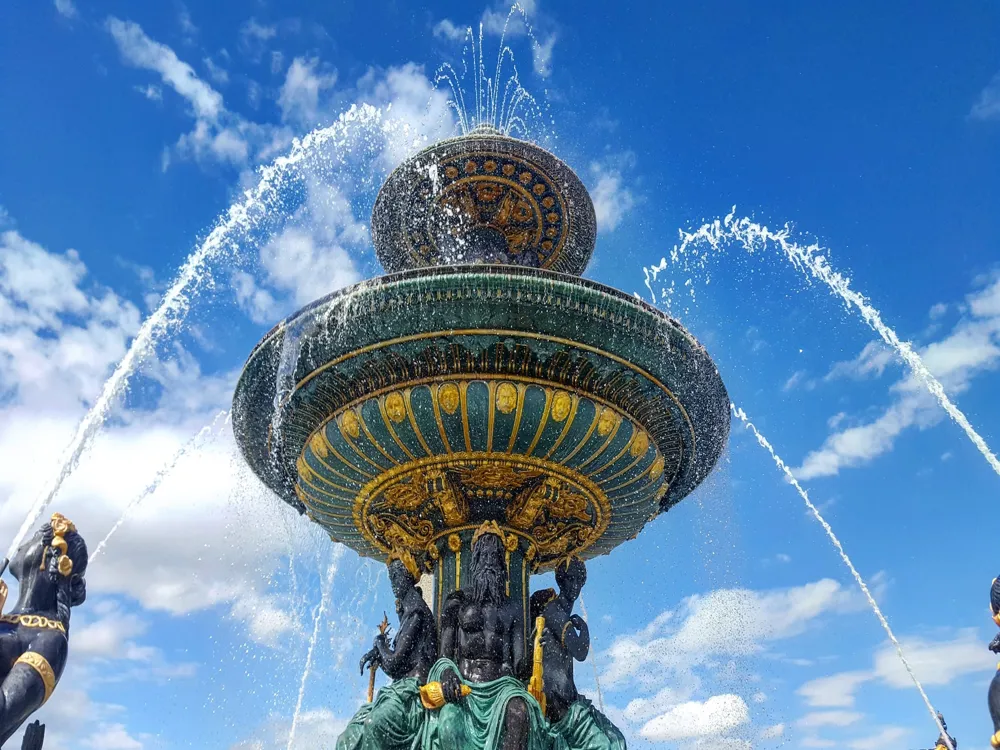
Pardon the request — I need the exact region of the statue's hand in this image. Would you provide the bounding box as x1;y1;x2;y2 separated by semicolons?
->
569;614;586;632
441;668;465;704
21;720;44;750
538;626;554;648
989;633;1000;654
45;546;64;580
359;647;380;675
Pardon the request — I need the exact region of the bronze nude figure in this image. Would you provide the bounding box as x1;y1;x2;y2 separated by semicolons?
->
0;514;87;747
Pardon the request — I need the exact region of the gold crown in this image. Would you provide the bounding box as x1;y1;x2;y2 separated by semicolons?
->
472;520;506;546
51;513;76;536
387;547;420;581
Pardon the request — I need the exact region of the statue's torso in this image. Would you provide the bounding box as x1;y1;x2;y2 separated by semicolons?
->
541;602;579;716
456;600;514;682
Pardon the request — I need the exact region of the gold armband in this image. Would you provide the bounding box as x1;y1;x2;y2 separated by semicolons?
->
560;620;574;647
16;652;55;704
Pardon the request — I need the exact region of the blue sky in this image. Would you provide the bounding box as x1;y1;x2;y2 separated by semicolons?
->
1;1;999;748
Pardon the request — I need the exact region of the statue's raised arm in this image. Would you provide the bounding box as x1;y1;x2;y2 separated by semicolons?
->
0;514;87;747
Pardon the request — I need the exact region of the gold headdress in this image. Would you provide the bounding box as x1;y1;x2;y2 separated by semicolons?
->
472;520;506;546
387;546;421;581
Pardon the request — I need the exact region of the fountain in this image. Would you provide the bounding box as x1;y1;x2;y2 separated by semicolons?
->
232;126;731;748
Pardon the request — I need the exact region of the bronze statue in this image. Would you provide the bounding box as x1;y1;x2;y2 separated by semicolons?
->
989;576;1000;748
928;712;957;750
434;522;545;750
531;559;625;749
337;553;437;750
0;514;87;747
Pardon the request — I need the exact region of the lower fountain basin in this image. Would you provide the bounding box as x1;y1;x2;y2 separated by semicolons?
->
232;265;729;571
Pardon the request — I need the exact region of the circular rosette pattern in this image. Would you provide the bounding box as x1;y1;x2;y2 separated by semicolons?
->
372;131;596;275
233;266;729;571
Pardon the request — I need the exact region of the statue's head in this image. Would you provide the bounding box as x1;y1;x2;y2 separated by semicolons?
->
387;556;418;599
11;513;88;607
471;523;507;605
991;577;1000;625
555;556;587;602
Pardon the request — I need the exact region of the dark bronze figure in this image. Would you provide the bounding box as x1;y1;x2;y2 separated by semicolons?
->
438;524;530;750
530;558;589;723
531;559;626;750
338;553;437;750
989;576;1000;748
360;557;438;685
0;514;87;747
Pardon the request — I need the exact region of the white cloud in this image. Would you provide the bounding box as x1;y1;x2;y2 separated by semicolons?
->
204;56;229;85
970;71;1000;121
279;57;338;127
433;19;468;42
848;726;908;750
54;0;78;19
589;158;637;233
760;723;785;739
532;33;556;78
134;84;162;101
107;18;223;120
872;629;992;687
798;629;993;715
107;17;259;168
797;671;871;708
82;723;145;749
639;695;749;741
796;273;1000;479
798;710;863;728
230;708;350;749
825;341;895;381
356;62;457;168
239;17;277;61
929;302;948;319
177;4;197;39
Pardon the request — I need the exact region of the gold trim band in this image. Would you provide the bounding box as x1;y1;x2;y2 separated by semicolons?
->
0;614;66;634
17;652;55;703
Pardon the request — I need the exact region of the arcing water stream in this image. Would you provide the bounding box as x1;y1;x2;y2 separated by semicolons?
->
287;546;346;750
91;409;230;561
4;104;385;562
644;211;1000;480
731;404;954;749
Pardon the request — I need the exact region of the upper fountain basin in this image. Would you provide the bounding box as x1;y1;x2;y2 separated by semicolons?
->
372;129;597;276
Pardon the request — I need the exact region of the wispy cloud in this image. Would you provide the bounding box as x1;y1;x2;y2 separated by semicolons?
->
795;272;1000;479
54;0;78;20
970;71;1000;121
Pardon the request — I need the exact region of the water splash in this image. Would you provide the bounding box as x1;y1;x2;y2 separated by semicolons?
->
731;403;953;749
643;211;1000;480
433;3;552;139
5;104;385;562
91;410;230;561
287;545;345;750
577;593;604;714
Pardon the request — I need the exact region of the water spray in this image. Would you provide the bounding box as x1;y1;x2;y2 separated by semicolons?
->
731;402;953;749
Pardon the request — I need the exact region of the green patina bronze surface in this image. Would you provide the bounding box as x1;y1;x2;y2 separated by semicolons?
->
233;265;729;576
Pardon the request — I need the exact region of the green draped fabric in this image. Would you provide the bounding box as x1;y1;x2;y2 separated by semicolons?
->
551;697;627;750
335;664;628;750
336;677;424;750
423;658;559;750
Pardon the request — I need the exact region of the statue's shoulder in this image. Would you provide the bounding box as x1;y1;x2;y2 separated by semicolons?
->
441;590;466;622
529;588;557;622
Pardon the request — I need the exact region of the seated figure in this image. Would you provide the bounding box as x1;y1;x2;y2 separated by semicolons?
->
432;522;550;750
989;577;1000;748
531;558;625;750
0;514;87;746
337;552;437;750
